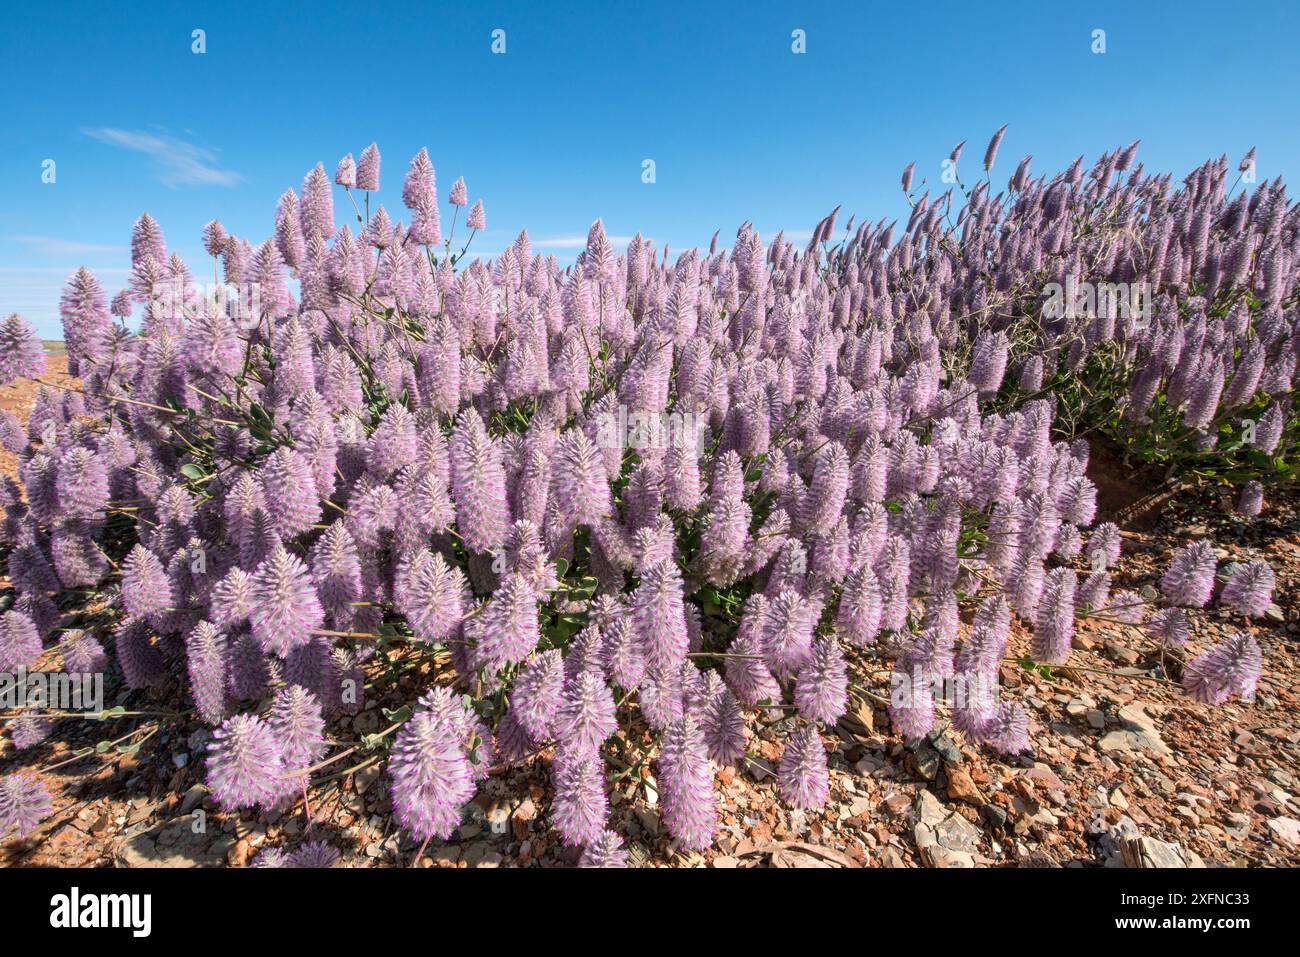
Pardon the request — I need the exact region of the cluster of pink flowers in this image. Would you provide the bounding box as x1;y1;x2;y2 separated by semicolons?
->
0;130;1288;859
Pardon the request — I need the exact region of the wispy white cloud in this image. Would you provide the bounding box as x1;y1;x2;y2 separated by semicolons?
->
0;267;130;337
532;234;638;249
5;235;128;256
0;266;130;274
82;128;242;187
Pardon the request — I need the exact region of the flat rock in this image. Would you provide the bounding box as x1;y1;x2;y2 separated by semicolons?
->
879;846;907;868
1266;817;1300;847
846;795;873;818
1099;703;1171;756
1121;836;1204;868
881;792;912;818
923;846;975;868
935;812;982;854
928;732;962;765
945;767;984;805
179;786;206;816
908;746;941;781
915;790;947;828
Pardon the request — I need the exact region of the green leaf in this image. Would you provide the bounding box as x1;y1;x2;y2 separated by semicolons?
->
382;705;412;724
180;463;206;481
95;706;126;721
568;577;598;600
95;740;113;754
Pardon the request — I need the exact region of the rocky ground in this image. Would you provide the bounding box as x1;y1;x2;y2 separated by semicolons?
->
2;353;1297;869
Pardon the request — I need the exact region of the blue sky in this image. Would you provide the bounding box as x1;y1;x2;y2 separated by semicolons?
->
1;0;1296;337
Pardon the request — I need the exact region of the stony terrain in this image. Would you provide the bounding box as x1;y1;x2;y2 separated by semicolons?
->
2;354;1297;869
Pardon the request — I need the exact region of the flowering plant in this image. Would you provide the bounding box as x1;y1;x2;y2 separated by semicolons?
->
0;131;1287;860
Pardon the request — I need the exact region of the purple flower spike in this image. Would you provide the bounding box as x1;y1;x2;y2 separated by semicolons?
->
185;621;228;726
270;684;327;771
259;448;321;540
553;429;613;527
403;148;441;247
1251;403;1284;455
1031;568;1077;665
511;649;566;739
701;681;747;765
309;521;362;617
206;714;285;811
889;664;935;742
366;404;418;480
0;610;43;672
578;830;629;868
0;410;24;454
657;714;716;851
1183;632;1261;705
1219;561;1275;618
1146;607;1190;649
794;635;848;724
0;773;53;839
57;630;108;674
801;441;850;535
394;548;467;643
837;567;882;646
10;713;53;750
249;545;324;656
631;560;690;673
114;617;165;690
466;200;485;231
726;599;780;706
1236;481;1264;518
120;544;174;619
202;219;228;257
555;670;618;753
130;212;167;266
0;314;48;385
252;847;288;868
334;153;356;188
762;589;816;681
473;572;540;672
778;726;830;810
982;701;1031;755
287;840;340;868
601;615;646;690
552;744;608;846
1161;541;1218;608
449;408;511;554
356;143;381;191
210;566;254;630
388;709;475;843
983;123;1009;171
